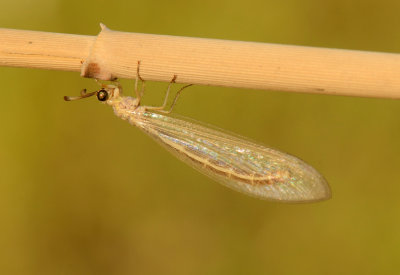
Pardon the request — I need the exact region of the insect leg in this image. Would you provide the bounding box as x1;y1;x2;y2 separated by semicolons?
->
140;70;193;113
159;74;177;110
145;75;192;113
94;78;122;90
161;83;193;113
135;61;146;104
145;74;177;111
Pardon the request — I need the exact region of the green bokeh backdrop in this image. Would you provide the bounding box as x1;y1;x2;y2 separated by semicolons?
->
1;0;400;274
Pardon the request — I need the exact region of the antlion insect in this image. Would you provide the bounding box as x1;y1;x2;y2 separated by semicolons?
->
65;62;331;202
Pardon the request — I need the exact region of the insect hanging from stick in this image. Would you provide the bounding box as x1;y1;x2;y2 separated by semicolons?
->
64;61;331;202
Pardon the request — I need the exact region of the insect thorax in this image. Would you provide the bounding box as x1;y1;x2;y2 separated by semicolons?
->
111;96;141;122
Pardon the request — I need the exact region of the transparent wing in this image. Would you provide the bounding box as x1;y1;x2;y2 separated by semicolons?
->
132;110;331;202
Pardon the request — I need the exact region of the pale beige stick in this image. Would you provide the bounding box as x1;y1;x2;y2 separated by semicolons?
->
1;24;400;99
0;28;94;71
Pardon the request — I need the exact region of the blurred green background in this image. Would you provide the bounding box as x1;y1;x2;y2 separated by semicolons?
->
1;0;400;274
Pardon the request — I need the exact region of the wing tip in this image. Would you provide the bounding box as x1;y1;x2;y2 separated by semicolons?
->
248;177;332;203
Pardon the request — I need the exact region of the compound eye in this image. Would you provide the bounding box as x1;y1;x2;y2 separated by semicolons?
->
97;89;108;101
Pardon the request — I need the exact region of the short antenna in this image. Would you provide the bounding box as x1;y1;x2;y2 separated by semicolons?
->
64;89;97;101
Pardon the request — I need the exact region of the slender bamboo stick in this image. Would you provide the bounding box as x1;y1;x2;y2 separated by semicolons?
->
1;24;400;99
0;28;94;72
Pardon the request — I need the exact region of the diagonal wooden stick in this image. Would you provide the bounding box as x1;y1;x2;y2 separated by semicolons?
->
1;24;400;99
